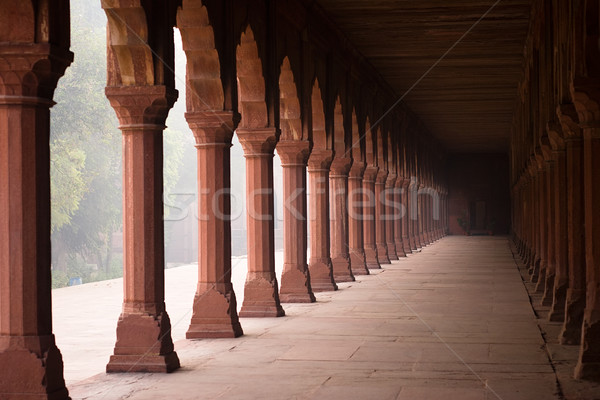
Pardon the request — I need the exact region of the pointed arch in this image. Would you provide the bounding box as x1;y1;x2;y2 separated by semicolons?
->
102;1;155;85
176;0;224;112
350;108;363;161
377;128;386;169
311;79;327;149
365;117;375;166
236;25;268;129
333;96;345;154
279;57;302;140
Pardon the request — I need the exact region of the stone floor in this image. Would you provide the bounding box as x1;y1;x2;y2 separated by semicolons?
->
57;236;568;399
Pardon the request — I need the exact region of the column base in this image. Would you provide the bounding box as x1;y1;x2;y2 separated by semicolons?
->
402;238;412;255
395;240;407;257
186;287;243;339
387;241;399;260
576;313;600;381
559;289;586;345
349;250;370;276
535;261;547;293
239;276;285;317
377;244;390;264
364;247;380;269
279;266;316;303
529;257;540;282
308;259;338;291
0;335;69;400
331;256;355;283
107;311;180;373
541;273;555;307
549;281;568;322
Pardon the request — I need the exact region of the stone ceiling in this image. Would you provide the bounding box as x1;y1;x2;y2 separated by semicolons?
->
315;0;532;153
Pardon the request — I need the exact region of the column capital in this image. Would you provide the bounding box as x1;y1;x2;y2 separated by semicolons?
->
236;127;278;156
276;139;311;165
105;85;178;128
308;149;333;171
557;103;582;140
363;165;378;182
185;110;235;144
349;160;366;178
0;43;73;98
330;156;352;176
375;169;388;184
386;173;397;189
571;78;600;129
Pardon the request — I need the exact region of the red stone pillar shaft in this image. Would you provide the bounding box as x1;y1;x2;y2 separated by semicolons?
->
549;147;568;321
559;136;586;344
418;184;426;247
401;179;413;254
185;112;243;338
535;165;548;291
541;157;556;305
348;162;369;275
529;171;540;279
408;180;419;251
307;150;337;291
276;140;315;302
106;86;180;373
574;90;600;380
363;166;380;269
394;179;407;257
375;170;390;264
385;174;399;260
329;157;354;282
237;128;285;317
0;46;71;398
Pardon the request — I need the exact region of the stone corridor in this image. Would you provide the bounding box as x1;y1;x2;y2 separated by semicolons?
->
66;236;564;400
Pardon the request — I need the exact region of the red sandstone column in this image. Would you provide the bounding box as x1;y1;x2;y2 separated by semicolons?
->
375;169;391;264
389;174;404;258
0;45;71;398
329;156;355;282
549;144;568;321
418;183;426;247
185;111;243;338
237;128;285;317
408;179;419;251
276;140;315;302
363;165;381;268
106;86;180;373
401;178;413;254
307;150;337;291
529;167;540;280
573;86;600;379
559;133;586;345
541;150;556;305
348;161;369;275
535;159;548;292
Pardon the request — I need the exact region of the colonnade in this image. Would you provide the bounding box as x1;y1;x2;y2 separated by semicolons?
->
0;0;449;397
511;0;600;381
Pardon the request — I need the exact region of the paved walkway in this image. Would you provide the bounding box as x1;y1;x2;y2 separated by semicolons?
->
59;236;560;399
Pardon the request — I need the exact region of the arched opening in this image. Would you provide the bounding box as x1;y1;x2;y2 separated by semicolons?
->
311;79;327;149
236;25;268;129
279;57;302;140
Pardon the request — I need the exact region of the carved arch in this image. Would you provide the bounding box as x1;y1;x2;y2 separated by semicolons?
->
279;56;302;140
176;0;224;112
236;25;268;129
311;78;327;149
332;96;345;154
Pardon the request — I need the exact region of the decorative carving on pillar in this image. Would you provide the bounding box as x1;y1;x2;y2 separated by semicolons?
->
185;111;243;338
307;149;338;291
237;128;285;317
0;43;72;399
105;85;180;373
276;140;316;302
